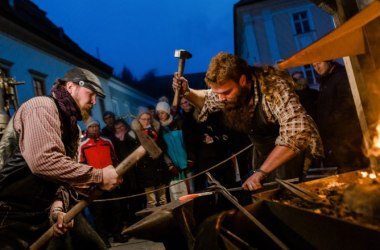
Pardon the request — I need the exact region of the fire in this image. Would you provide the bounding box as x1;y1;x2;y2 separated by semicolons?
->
366;123;380;161
375;125;380;148
369;173;377;179
360;171;369;178
359;171;378;181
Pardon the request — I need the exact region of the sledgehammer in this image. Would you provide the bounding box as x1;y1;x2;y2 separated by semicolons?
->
29;131;162;250
172;49;192;110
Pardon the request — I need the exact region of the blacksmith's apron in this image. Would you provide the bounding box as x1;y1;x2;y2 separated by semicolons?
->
249;89;304;182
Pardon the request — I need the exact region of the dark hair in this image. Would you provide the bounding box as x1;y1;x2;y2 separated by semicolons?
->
291;71;304;78
103;111;115;119
114;118;130;130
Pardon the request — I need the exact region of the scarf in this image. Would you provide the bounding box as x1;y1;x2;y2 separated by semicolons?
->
160;115;173;127
143;126;158;142
51;84;82;158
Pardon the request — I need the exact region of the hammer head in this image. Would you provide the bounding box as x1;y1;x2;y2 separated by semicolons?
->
174;49;192;59
135;130;162;159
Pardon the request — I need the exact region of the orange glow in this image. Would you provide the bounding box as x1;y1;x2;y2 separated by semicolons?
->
367;124;380;158
360;171;369;178
375;125;380;148
359;171;378;180
369;173;377;179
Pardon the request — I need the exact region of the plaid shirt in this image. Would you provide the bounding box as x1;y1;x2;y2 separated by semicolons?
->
198;78;324;158
13;96;103;186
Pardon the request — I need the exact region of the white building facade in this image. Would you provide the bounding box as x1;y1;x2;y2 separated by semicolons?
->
0;0;156;128
234;0;335;87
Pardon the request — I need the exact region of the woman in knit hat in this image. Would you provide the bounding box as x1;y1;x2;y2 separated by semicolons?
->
156;101;193;196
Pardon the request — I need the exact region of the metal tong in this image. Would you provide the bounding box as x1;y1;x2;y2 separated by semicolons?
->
275;178;330;206
206;172;289;250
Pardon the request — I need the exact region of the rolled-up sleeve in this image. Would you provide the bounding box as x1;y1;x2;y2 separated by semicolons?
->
198;90;224;122
265;81;323;157
196;80;323;158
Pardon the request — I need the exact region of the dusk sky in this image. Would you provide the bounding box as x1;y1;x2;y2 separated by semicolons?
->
32;0;238;79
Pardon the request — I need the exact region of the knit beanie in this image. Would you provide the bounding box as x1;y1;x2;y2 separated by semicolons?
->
137;106;148;116
155;101;171;114
86;119;100;128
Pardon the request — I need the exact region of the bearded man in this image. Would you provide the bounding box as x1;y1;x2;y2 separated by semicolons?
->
0;67;122;249
173;52;323;191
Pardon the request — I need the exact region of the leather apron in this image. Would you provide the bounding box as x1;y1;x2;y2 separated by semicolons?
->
248;88;304;182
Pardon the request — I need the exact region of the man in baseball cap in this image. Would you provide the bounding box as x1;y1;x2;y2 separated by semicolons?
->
62;67;105;98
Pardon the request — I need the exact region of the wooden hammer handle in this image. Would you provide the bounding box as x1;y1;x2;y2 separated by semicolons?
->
172;59;186;108
29;145;147;250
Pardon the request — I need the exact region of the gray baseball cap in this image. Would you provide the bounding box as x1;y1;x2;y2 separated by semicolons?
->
62;67;105;98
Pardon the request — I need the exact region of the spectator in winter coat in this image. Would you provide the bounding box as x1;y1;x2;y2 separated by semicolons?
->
156;101;193;193
112;119;145;227
102;111;116;140
131;112;171;208
79;120;125;247
292;71;319;121
179;98;203;191
313;61;368;172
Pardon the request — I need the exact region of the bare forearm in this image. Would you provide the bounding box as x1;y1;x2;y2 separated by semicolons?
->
260;145;297;173
242;145;297;191
184;88;206;109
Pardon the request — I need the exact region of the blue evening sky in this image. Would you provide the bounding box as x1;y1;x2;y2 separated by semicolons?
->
31;0;238;79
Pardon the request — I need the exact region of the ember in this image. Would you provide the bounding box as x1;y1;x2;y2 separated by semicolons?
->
272;170;380;231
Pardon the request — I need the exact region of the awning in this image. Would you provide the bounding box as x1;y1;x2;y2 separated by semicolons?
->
278;0;380;70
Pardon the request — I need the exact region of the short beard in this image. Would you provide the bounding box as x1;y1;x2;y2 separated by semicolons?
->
81;109;91;124
72;90;92;123
222;86;252;133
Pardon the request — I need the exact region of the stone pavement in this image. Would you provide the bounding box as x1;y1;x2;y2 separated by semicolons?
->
109;237;165;250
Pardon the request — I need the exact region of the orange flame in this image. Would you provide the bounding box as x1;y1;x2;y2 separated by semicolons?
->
360;171;369;178
375;125;380;148
369;173;377;179
367;124;380;158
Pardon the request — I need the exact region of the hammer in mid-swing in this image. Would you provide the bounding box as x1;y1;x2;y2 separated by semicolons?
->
29;130;162;250
172;49;192;109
